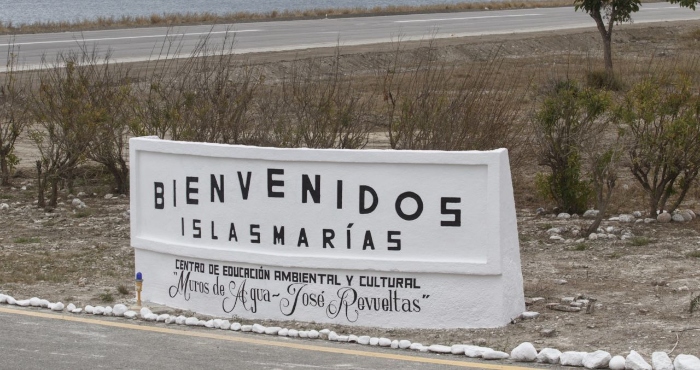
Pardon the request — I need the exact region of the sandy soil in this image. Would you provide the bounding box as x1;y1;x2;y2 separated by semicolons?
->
2;20;700;361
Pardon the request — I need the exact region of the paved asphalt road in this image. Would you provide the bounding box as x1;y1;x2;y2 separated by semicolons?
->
0;306;562;370
1;3;699;71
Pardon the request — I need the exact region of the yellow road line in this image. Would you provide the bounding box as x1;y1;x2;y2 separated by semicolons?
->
0;306;538;370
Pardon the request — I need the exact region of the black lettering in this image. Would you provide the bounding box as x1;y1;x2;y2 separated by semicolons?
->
238;171;252;200
337;180;343;209
359;185;378;214
267;168;284;198
388;231;401;251
441;197;461;227
186;177;199;205
211;221;218;240
273;226;285;245
193;219;201;238
297;228;309;247
251;224;260;243
302;174;321;203
228;223;238;241
362;230;375;250
211;174;224;203
395;191;423;221
154;182;164;209
323;229;335;248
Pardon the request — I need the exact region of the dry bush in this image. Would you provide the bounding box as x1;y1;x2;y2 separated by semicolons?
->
380;42;530;161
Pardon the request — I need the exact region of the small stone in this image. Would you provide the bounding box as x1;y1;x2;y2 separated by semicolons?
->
334;334;347;341
185;317;199;326
204;320;215;328
583;350;610;369
680;210;693;222
554;279;568;285
510;342;537;362
619;214;635;222
165;316;177;324
104;306;113;316
583;209;599;219
588;233;598;240
390;340;399;349
644;218;656;224
540;328;556;337
464;346;491;358
357;336;370;345
651;352;673;370
308;330;319;339
428;344;451;353
51;302;65;311
328;331;338;341
536;207;546;215
212;319;222;328
93;306;105;315
674;354;700;370
608;217;620;221
451;345;467;355
85;305;94;314
197;320;207;326
29;297;42;307
482;350;510;360
378;338;392;347
139;307;152;318
546;227;562;234
104;194;113;199
399;340;411;349
71;308;83;314
66;303;77;312
550;235;564;241
606;226;615;233
264;326;280;335
626;350;651;370
561;351;587;366
557;213;571;219
112;304;127;316
298;331;309;338
419;346;429;352
632;211;643;217
287;329;298;337
672;213;686;222
123;310;136;319
241;325;253;332
319;329;330;335
277;328;288;336
609;355;626;370
369;337;379;346
252;324;265;333
71;198;83;207
409;343;423;350
537;348;561;364
347;335;358;343
175;316;187;325
657;212;672;223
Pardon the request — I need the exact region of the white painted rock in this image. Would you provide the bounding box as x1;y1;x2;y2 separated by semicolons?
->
399;340;411;349
66;303;77;311
357;336;370;345
521;311;540;320
511;342;537;362
583;209;599;219
287;329;298;337
561;351;587;366
619;214;635;223
219;320;230;330
626;350;651;370
308;330;319;339
241;325;253;332
264;327;281;335
184;317;199;326
378;338;392;347
142;313;157;321
419;346;429;352
588;233;598;240
252;324;265;333
348;335;358;343
557;213;571;219
165;316;177;324
197;320;207;326
409;343;423;350
5;296;16;305
582;350;610;369
71;308;83;314
123;310;137;319
156;314;169;322
482;350;510;360
139;307;152;318
336;335;348;342
93;306;105;315
609;355;626;370
29;297;42;307
51;302;65;311
674;354;700;370
104;306;113;316
328;331;338;341
204;320;215;328
451;345;467;355
39;299;50;308
84;305;96;314
537;348;562;364
230;323;242;331
369;337;379;346
0;294;7;303
112;304;127;316
391;340;399;349
651;352;673;370
298;331;309;338
464;346;491;358
212;319;222;329
175;315;187;325
277;328;288;336
428;344;451;353
16;299;30;307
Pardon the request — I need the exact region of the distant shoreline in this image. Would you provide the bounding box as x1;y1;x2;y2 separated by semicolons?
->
0;0;568;35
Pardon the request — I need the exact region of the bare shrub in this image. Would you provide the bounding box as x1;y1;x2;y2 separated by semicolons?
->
0;39;31;185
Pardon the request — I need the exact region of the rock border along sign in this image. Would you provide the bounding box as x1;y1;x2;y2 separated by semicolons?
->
130;137;525;328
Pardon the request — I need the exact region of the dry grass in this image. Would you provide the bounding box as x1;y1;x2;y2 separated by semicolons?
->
0;0;570;35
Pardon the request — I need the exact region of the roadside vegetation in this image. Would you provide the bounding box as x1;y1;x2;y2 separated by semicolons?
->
2;27;700;221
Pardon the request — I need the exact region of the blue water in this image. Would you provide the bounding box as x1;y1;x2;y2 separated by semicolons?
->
0;0;485;24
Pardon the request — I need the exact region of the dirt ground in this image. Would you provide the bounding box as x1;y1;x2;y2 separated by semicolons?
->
2;20;700;361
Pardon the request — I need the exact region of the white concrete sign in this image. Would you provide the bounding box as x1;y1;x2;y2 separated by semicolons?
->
130;137;525;328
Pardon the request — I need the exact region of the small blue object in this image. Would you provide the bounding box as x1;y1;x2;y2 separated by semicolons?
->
136;272;143;281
